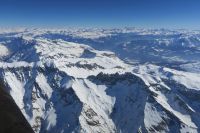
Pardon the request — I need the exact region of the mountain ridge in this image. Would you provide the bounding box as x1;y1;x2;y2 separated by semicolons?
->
0;28;200;133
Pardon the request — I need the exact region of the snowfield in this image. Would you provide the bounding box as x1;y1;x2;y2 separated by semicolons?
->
0;44;9;57
0;28;200;133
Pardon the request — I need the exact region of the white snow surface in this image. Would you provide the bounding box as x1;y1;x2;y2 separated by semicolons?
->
0;44;9;57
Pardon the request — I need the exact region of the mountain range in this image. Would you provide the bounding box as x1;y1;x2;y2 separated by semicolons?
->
0;28;200;133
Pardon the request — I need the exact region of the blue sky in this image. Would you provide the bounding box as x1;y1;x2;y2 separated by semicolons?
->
0;0;200;29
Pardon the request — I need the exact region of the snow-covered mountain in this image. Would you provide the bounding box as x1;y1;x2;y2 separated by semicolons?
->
0;28;200;133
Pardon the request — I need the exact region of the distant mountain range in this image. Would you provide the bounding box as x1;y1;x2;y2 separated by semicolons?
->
0;28;200;133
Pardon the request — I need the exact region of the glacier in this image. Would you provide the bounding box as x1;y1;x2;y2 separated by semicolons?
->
0;28;200;133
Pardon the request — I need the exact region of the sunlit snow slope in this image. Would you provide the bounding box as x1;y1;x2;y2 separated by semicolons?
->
0;28;200;133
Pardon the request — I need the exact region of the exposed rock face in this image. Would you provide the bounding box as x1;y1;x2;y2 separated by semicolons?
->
0;82;34;133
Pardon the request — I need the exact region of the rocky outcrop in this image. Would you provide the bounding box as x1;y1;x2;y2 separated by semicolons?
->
0;82;34;133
